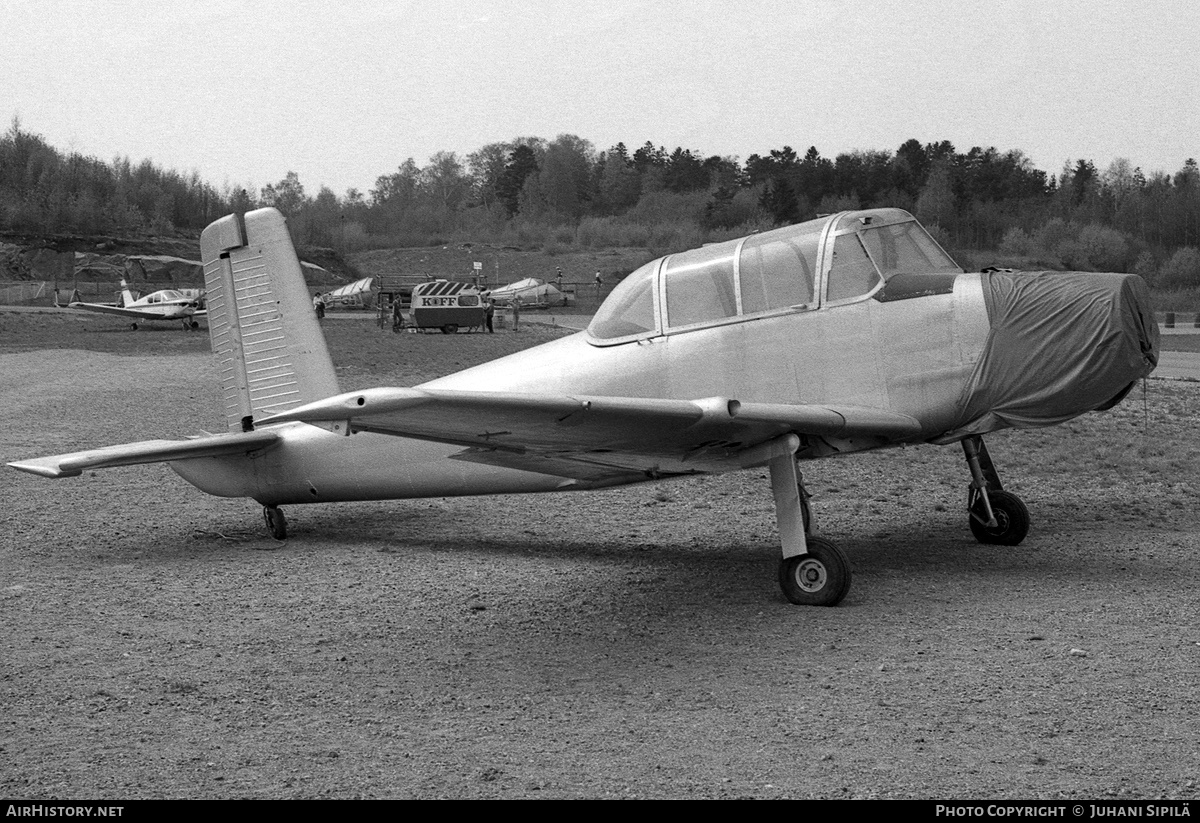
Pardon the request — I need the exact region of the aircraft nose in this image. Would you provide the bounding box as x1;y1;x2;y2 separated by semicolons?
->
1112;272;1159;371
953;270;1159;435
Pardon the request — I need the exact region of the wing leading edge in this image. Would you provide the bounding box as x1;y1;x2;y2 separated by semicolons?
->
260;388;922;480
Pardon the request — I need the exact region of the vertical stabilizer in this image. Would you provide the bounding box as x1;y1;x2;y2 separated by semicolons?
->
200;208;340;432
119;280;137;307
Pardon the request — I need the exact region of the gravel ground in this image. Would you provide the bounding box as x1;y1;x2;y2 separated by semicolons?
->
2;313;1199;799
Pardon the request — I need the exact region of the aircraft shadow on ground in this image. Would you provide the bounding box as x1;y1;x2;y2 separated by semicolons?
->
160;498;1182;609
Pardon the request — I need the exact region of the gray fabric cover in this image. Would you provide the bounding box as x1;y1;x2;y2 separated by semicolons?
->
952;270;1159;436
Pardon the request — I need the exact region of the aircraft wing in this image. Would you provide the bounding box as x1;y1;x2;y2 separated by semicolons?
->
259;388;921;479
8;429;281;479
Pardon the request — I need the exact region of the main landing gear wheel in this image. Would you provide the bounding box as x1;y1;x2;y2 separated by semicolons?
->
129;322;138;331
441;324;458;334
778;537;851;607
968;489;1029;545
263;505;288;540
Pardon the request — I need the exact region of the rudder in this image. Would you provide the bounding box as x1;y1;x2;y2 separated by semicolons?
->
200;208;340;432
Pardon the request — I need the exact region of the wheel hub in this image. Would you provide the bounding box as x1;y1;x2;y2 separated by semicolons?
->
794;557;827;592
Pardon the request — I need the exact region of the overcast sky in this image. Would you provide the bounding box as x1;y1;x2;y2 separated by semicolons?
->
3;0;1197;196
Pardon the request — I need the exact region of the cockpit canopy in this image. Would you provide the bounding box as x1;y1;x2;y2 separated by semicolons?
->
587;208;961;344
144;290;188;304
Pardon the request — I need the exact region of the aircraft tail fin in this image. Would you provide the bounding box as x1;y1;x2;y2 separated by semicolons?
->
200;208;340;433
119;279;137;308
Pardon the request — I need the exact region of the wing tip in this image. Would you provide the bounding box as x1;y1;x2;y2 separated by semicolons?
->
7;459;79;479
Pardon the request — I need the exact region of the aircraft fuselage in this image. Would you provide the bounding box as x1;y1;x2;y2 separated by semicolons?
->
171;272;986;505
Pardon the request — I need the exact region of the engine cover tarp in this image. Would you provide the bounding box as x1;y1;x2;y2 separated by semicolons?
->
951;270;1158;437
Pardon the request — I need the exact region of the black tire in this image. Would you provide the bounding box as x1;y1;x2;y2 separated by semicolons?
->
441;324;458;334
190;321;200;330
778;536;851;606
130;323;138;331
263;505;288;540
969;489;1030;545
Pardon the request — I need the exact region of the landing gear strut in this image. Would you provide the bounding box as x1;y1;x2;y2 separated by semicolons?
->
962;436;1030;545
263;505;288;540
768;439;850;606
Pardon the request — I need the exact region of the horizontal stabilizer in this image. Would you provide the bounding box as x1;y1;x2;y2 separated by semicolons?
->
8;429;281;479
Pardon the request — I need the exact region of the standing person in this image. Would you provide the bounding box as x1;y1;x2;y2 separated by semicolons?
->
555;267;564;290
511;296;520;332
313;291;326;319
392;298;404;332
485;298;495;333
594;270;603;295
377;298;388;330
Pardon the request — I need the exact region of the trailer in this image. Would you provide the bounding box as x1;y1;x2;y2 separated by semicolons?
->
410;280;486;333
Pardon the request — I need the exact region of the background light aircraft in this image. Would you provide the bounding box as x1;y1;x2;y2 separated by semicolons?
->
11;207;1159;606
486;277;569;307
320;276;375;308
69;280;205;330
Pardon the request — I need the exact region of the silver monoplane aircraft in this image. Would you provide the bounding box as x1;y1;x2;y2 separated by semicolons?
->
11;207;1158;606
69;280;204;330
486;277;569;307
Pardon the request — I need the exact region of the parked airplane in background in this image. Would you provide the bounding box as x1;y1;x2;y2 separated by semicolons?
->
486;277;569;307
69;280;205;330
320;276;374;309
11;207;1159;606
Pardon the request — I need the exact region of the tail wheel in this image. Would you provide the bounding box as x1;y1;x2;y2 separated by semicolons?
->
968;489;1030;545
778;536;851;606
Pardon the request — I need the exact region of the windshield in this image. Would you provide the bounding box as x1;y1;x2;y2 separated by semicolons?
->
827;210;961;301
834;210;960;277
860;221;960;277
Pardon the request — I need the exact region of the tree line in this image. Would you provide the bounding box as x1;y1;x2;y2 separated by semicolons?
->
2;117;1199;288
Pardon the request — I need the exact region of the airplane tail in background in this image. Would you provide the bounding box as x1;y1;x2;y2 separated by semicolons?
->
119;280;137;308
200;208;340;433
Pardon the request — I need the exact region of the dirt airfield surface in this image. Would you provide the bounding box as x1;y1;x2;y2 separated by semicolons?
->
2;311;1200;799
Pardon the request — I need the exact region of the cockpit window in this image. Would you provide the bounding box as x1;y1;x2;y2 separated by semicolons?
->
664;241;738;328
827;233;881;302
588;259;659;340
739;223;820;313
